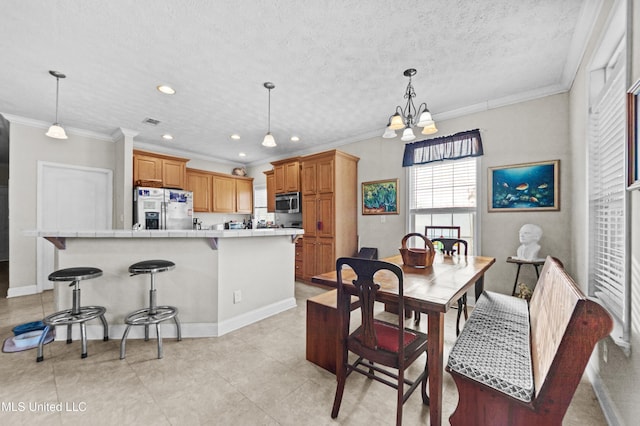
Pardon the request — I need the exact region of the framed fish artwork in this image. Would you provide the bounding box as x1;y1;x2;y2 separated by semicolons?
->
488;160;559;212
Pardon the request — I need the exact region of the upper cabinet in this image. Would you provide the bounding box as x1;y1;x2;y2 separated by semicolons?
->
133;150;188;189
264;170;275;212
186;168;253;214
272;158;300;193
186;170;212;212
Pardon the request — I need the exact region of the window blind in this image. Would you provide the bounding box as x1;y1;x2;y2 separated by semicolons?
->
588;63;627;330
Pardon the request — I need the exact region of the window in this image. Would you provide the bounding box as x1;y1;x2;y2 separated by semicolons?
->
588;33;629;350
408;157;478;254
253;185;274;225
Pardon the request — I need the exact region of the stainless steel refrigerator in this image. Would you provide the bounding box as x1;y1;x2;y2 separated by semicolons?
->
133;187;194;230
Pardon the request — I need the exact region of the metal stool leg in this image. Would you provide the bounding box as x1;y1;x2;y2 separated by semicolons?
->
80;322;88;359
174;314;182;341
66;324;73;344
36;325;50;362
156;322;163;359
120;325;132;359
99;314;109;341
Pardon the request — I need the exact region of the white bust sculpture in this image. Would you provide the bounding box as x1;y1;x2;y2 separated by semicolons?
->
516;223;543;261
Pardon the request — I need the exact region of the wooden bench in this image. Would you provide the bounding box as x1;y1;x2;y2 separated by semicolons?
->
446;256;613;426
306;289;359;373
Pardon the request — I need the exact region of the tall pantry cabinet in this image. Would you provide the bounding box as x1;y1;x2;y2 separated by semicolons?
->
301;150;359;281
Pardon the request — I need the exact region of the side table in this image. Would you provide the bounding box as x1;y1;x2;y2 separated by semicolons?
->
506;256;545;296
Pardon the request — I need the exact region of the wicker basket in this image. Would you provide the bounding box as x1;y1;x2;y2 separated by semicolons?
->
399;233;435;268
135;179;163;188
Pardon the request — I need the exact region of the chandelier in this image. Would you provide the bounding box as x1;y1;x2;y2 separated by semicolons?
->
383;68;437;141
45;70;68;139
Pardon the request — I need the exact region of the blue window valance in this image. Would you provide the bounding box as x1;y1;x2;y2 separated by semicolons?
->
402;129;483;167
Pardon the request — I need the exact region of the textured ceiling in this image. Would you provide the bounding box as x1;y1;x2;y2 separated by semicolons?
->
0;0;593;166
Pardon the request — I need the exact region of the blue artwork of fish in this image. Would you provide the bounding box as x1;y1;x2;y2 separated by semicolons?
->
492;163;555;209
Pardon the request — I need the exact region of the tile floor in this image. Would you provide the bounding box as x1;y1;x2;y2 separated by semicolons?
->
0;274;607;425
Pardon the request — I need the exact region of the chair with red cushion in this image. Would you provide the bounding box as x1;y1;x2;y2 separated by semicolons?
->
331;257;429;426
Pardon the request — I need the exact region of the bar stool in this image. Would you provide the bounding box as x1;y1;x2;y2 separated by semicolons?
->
36;267;108;362
120;260;181;359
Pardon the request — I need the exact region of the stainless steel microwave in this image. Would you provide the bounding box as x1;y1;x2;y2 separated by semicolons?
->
275;192;301;213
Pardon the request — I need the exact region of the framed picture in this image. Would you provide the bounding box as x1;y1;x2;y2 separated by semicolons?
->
488;160;560;212
362;179;399;215
628;79;640;190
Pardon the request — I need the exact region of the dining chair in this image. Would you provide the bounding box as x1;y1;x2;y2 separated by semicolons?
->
431;238;469;335
331;257;429;426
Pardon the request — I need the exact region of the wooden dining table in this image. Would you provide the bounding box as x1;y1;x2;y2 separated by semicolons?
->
311;253;496;426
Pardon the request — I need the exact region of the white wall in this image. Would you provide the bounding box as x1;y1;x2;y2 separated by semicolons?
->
8;121;115;291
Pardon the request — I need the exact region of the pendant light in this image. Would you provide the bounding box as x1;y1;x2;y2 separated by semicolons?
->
262;82;276;147
45;70;68;140
383;68;437;139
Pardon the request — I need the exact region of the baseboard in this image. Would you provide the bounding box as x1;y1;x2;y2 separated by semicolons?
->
7;284;38;298
66;297;298;340
217;297;298;336
586;361;622;426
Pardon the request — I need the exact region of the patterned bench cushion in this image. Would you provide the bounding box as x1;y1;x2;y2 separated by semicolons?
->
447;291;534;402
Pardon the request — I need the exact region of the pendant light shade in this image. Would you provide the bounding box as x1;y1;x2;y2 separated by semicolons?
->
389;113;405;130
400;127;416;142
421;122;438;135
261;82;276;147
382;126;397;139
262;132;276;147
46;124;67;139
46;70;68;140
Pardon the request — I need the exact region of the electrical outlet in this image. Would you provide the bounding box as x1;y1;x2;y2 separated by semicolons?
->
233;290;242;304
380;216;386;223
603;341;608;363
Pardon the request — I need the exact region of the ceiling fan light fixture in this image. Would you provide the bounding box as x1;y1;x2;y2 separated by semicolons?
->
46;70;68;140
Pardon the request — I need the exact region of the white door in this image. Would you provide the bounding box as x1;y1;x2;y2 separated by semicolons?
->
37;162;112;291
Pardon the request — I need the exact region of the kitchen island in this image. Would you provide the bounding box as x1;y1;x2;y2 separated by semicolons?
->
28;228;303;340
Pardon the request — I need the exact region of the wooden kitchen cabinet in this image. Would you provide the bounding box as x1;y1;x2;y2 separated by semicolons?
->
235;177;254;214
272;158;300;193
212;175;236;213
264;170;275;212
186;170;212;212
188;168;254;214
301;150;359;281
133;150;188;189
295;237;304;280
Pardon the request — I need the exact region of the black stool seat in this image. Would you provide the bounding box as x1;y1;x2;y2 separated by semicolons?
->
129;260;175;275
37;266;108;362
120;259;181;360
48;267;103;281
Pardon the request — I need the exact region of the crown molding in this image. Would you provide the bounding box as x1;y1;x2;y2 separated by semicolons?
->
0;113;115;142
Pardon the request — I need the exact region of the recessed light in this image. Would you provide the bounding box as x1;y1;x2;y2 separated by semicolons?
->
290;136;300;142
239;152;246;157
157;85;176;95
162;134;173;140
231;134;241;140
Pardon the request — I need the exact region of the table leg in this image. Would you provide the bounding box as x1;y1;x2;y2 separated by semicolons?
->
474;275;485;301
427;311;444;426
511;264;522;296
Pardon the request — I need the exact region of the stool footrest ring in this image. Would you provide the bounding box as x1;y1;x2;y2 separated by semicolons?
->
124;306;179;325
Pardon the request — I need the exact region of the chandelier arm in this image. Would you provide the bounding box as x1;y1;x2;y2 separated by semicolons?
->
416;102;428;117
